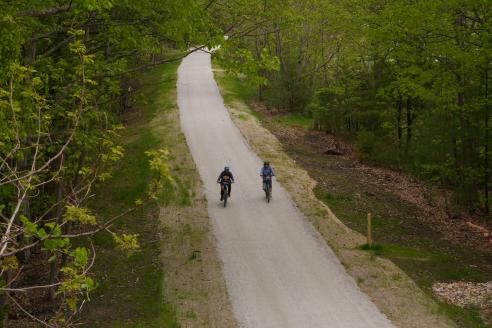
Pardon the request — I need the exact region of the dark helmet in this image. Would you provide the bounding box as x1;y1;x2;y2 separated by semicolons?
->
224;166;230;171
264;161;270;166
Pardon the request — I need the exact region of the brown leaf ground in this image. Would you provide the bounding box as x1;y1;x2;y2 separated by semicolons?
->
433;281;492;324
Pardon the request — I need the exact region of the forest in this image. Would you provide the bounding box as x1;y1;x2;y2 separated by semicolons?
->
0;0;491;327
221;0;492;212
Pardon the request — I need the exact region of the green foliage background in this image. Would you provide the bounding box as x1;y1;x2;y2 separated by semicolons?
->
219;0;492;212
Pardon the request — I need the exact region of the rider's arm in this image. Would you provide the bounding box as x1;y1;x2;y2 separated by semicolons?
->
230;172;235;182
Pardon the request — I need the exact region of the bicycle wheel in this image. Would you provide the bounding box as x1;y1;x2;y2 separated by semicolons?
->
264;181;271;202
223;185;228;208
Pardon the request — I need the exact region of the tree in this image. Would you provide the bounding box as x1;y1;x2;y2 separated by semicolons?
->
0;1;223;326
223;0;492;211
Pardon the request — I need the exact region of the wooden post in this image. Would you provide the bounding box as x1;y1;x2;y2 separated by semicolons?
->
367;213;372;247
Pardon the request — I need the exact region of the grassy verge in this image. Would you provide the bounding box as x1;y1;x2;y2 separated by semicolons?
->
84;62;236;327
316;187;488;282
83;63;181;328
276;113;312;129
212;67;313;130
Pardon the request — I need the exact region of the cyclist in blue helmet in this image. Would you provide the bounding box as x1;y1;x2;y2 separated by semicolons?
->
260;161;275;194
217;166;234;200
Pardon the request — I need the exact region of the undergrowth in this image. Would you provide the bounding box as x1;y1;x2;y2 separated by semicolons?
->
83;63;182;328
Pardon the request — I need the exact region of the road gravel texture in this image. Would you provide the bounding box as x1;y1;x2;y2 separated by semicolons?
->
177;50;395;328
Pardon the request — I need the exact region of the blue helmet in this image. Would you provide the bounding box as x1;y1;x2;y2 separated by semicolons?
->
224;166;230;171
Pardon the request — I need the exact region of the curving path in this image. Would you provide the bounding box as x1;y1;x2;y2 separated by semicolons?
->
177;50;395;328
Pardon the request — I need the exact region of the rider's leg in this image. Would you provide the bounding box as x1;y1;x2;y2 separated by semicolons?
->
220;184;224;200
228;183;232;197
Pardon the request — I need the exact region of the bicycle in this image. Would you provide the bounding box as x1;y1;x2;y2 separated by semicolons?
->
262;176;272;203
219;180;232;208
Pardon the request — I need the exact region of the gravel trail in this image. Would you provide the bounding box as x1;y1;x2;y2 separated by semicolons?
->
177;50;395;328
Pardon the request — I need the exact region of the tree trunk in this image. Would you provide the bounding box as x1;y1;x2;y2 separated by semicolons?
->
20;199;31;263
454;12;476;206
23;33;37;66
321;30;328;84
17;159;31;264
255;37;264;100
485;69;490;214
258;4;269;101
0;270;12;327
397;96;403;151
48;259;58;301
274;24;283;71
49;158;65;302
405;97;413;152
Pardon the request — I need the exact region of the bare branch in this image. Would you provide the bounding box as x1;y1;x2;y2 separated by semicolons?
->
20;2;76;18
0;109;82;187
0;183;30;256
60;205;139;238
0;203;142;258
97;46;211;78
41;35;77;58
7;294;57;328
2;281;61;293
204;0;217;10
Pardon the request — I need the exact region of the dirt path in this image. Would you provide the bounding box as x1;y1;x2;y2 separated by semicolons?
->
177;50;395;327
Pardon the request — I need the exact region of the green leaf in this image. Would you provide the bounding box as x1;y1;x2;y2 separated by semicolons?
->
64;206;97;225
72;247;89;268
20;215;38;236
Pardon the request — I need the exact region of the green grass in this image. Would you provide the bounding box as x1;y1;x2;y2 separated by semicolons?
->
315;186;488;287
212;59;257;107
358;243;435;260
237;113;249;121
440;303;491;328
212;60;313;131
213;73;256;105
84;63;182;328
276;113;312;130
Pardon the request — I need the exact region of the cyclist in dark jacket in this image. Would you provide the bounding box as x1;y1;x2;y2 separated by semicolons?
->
260;161;275;193
217;166;234;200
